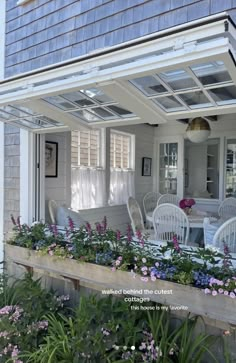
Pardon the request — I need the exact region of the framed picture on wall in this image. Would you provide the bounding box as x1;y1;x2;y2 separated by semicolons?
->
142;157;152;176
45;141;58;178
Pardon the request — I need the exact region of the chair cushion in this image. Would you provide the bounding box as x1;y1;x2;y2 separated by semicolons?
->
56;207;85;228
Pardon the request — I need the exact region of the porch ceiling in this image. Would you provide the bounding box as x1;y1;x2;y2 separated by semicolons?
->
0;15;236;133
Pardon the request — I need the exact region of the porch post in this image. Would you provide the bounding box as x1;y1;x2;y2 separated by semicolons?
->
105;128;110;205
0;0;6;265
20;130;35;224
0;123;4;265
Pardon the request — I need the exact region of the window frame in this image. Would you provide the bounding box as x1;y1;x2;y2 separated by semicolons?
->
75;128;105;169
110;130;135;171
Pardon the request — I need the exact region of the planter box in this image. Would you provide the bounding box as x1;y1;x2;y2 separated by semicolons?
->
5;244;236;326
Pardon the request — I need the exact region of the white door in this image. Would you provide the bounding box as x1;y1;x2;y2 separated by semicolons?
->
156;136;184;199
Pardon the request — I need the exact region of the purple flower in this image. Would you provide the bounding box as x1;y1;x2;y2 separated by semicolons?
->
116;230;121;241
230;292;235;298
16;216;21;226
68;216;75;231
10;214;16;226
102;216;107;232
136;229;145;247
52;224;58;237
85;222;92;236
173;235;181;253
126;224;132;243
96;223;102;234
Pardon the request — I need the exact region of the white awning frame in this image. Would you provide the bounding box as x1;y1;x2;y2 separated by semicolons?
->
0;14;236;132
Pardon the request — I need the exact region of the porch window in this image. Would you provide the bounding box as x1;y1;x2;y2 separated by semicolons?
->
159;143;178;195
109;131;135;205
226;140;236;198
71;130;106;209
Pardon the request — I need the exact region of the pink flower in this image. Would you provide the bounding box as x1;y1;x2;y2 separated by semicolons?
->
224;291;229;296
151;276;156;282
204;288;211;294
95;223;102;234
218;288;224;294
126;224;132;242
118;256;123;261
48;250;54;256
11;214;16;226
85;222;92;236
116;230;121;241
212;290;217;296
230;292;235;298
68;216;75;231
102;216;107;232
111;267;116;272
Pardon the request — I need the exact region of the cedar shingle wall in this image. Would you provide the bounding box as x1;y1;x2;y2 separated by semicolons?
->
5;0;236;78
4;124;20;235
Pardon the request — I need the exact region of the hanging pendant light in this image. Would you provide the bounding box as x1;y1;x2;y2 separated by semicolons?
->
186;117;211;143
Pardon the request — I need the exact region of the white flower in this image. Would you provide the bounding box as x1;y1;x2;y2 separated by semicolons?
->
131;345;135;350
205;245;220;253
31;221;41;226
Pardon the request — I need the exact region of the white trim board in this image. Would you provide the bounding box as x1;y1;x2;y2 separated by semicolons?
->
0;0;6;81
0;123;4;265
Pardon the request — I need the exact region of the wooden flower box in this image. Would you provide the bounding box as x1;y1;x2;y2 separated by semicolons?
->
5;244;236;326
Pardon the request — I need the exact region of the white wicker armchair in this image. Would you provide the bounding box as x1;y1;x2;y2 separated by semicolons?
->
212;216;236;253
157;194;180;206
153;203;190;244
127;197;145;234
143;192;160;226
218;197;236;220
48;200;58;224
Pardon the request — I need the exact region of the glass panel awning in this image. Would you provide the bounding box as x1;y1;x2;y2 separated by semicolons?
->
0;16;235;132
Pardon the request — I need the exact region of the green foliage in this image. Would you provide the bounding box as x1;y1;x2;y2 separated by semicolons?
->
0;274;232;362
0;273;69;363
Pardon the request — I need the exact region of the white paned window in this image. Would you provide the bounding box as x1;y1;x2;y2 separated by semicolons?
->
109;131;135;205
71;130;106;209
72;130;101;168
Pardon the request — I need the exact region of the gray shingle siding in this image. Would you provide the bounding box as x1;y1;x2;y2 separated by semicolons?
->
4;0;236;77
4;125;20;235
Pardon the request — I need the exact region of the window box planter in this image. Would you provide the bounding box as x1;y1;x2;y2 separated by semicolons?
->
5;244;236;326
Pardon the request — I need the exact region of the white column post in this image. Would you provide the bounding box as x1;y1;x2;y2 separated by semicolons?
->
0;0;6;81
105;128;110;205
0;0;6;265
20;130;35;224
0;123;4;264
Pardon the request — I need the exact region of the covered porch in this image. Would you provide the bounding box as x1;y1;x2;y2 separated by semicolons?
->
1;13;236;242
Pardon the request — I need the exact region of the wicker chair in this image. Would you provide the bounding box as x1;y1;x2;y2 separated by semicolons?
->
157;193;180;206
213;216;236;253
218;197;236;220
48;200;58;224
153;203;190;244
143;192;160;227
